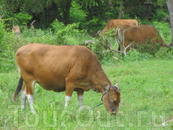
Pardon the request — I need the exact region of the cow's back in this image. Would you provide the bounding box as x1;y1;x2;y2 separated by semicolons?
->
16;43;102;91
108;19;138;29
121;25;162;44
100;19;138;35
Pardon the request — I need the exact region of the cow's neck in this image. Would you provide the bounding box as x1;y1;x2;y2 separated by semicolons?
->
91;68;111;93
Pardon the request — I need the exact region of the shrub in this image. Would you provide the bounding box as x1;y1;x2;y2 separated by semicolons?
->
13;12;33;25
51;19;92;45
152;21;171;45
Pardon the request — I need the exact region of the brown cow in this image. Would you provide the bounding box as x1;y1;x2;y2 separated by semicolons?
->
14;43;120;115
98;19;138;36
116;25;170;55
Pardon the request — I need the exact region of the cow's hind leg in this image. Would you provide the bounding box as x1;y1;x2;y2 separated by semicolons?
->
24;79;36;113
21;85;27;109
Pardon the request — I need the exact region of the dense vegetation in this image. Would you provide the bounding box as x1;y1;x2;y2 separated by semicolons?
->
0;0;172;73
0;0;173;129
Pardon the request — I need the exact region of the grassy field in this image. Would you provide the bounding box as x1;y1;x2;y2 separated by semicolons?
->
0;55;173;130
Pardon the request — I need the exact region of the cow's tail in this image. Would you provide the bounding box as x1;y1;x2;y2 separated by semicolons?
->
13;77;23;101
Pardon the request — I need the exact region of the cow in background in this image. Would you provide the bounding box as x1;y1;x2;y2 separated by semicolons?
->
97;19;139;36
116;25;170;55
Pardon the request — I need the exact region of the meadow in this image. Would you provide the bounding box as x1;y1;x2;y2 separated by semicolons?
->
0;20;173;130
1;52;173;130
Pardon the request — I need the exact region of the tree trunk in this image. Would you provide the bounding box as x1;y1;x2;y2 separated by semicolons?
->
166;0;173;45
63;0;72;25
118;0;123;19
107;0;113;9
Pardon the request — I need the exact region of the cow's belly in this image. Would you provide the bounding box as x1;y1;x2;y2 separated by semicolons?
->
35;75;66;92
37;81;66;92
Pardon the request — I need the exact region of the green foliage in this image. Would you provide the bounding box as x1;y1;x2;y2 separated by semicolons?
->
82;17;103;33
70;2;87;23
0;20;10;72
51;19;91;45
152;21;171;44
155;47;173;59
85;30;117;61
80;0;99;8
152;4;168;22
0;32;16;72
122;50;153;61
0;20;6;46
134;38;161;55
0;19;172;73
0;0;170;32
13;12;33;25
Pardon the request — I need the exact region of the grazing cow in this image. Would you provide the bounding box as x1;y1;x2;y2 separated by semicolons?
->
14;43;120;115
98;19;138;36
116;25;170;55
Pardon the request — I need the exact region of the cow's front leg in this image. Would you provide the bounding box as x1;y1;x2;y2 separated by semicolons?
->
65;95;71;107
65;82;74;107
77;89;84;107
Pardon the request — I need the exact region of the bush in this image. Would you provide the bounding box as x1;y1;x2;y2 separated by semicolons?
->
152;21;171;45
13;12;33;25
51;19;92;45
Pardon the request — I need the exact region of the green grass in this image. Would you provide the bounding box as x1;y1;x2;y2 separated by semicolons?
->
1;58;173;130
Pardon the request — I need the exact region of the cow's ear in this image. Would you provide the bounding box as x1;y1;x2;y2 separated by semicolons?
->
103;82;109;87
103;82;110;92
104;86;110;92
115;83;118;87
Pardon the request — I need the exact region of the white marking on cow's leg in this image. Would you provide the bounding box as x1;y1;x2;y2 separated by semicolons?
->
25;80;36;113
65;96;71;108
17;67;21;73
31;80;36;90
78;95;83;107
27;94;35;114
21;90;27;109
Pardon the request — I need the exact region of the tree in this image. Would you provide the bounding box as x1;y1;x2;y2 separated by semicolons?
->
118;0;123;19
2;0;72;28
166;0;173;45
0;0;170;32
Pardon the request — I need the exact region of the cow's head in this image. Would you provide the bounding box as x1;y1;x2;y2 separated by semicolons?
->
102;82;120;115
